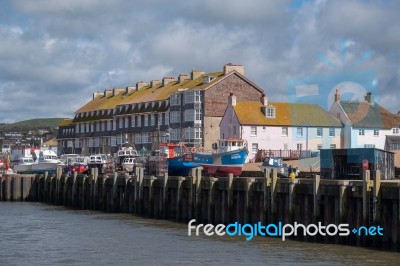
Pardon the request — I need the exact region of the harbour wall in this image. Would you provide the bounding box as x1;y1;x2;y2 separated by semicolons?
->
0;167;399;251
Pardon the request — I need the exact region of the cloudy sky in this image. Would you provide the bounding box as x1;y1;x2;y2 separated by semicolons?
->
0;0;399;123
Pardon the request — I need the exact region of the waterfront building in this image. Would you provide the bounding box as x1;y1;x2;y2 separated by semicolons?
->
329;90;400;151
57;64;265;155
220;93;343;162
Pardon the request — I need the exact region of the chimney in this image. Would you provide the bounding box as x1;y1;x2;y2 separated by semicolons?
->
260;93;268;106
228;92;237;107
178;74;189;83
104;89;113;97
223;63;245;75
112;87;125;96
136;81;148;91
191;69;205;80
365;92;374;105
334;88;340;102
126;86;135;94
162;76;176;86
92;91;103;100
150;80;161;88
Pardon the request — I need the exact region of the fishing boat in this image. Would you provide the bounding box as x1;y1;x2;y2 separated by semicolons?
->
193;138;248;176
159;143;199;176
31;150;63;174
114;142;141;171
13;157;35;174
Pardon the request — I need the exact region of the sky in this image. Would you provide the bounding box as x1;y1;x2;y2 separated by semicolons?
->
0;0;399;123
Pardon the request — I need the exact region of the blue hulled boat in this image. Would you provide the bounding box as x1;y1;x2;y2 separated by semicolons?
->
194;138;248;176
159;143;199;176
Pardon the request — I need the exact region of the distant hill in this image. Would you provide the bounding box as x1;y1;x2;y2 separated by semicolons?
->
0;118;66;131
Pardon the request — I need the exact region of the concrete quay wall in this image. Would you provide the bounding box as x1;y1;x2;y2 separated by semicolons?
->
1;168;399;251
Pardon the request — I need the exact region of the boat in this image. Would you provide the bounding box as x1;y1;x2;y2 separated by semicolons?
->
159;143;199;176
121;156;140;173
114;142;141;171
259;157;300;177
31;150;63;174
13;157;35;174
193;138;248;176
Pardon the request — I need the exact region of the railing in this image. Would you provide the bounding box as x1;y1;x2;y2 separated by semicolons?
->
254;149;315;162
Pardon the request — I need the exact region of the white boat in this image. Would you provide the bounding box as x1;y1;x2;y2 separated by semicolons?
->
31;150;63;174
121;157;140;173
114;142;141;171
13;157;35;174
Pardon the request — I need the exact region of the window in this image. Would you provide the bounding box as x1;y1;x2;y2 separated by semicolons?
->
250;126;257;136
185;127;194;141
251;143;258;153
194;91;201;103
107;120;112;131
137;116;142;127
266;107;275;118
317;128;323;137
283;143;288;150
262;126;266;131
184;91;194;104
165;112;169;125
374;130;379;136
125;117;129;128
359;129;365;136
317;144;322;150
144;115;148;126
113;119;116;130
194;109;202;122
194;128;202;139
75;124;79;133
170;111;180;123
329;128;335;137
297;143;303;150
150;114;155;126
297;127;303;137
131;116;136;127
393;128;399;134
184;109;195;121
330;144;336;149
118;118;123;128
282;127;288;136
364;144;375;148
170;128;180;141
170;94;181;106
390;143;400;150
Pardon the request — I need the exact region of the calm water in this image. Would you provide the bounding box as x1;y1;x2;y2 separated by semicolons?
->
0;202;399;266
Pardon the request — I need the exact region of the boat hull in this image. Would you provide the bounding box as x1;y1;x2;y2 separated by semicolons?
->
168;156;199;176
14;164;33;174
31;162;59;174
194;148;248;176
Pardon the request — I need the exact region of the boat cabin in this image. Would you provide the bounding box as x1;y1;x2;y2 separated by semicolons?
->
159;143;187;158
213;138;247;153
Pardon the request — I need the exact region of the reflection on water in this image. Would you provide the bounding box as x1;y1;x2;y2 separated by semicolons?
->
0;202;398;266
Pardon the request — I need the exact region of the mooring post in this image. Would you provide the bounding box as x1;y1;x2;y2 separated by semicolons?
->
373;170;381;224
270;168;278;223
207;177;216;224
139;167;144;215
162;172;168;218
313;174;321;223
362;170;371;225
287;177;297;224
176;176;183;221
226;173;234;223
195;168;202;221
72;171;78;208
338;181;347;224
263;169;270;224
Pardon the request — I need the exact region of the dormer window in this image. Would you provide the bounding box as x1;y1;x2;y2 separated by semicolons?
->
266;106;275;118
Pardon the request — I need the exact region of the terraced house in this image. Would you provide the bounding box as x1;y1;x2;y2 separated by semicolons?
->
57;64;265;155
220;93;343;162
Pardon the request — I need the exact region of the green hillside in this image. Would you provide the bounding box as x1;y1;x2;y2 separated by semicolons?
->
0;118;66;131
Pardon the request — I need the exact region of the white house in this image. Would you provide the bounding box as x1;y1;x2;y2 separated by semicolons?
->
329;90;400;151
220;94;343;162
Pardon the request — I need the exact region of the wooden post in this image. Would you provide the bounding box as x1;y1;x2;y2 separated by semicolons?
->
362;170;370;224
162;172;168;218
373;170;381;224
313;174;320;222
176;177;183;220
227;173;234;223
72;172;78;208
338;182;347;224
263;169;270;224
195;168;202;221
270;168;278;223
